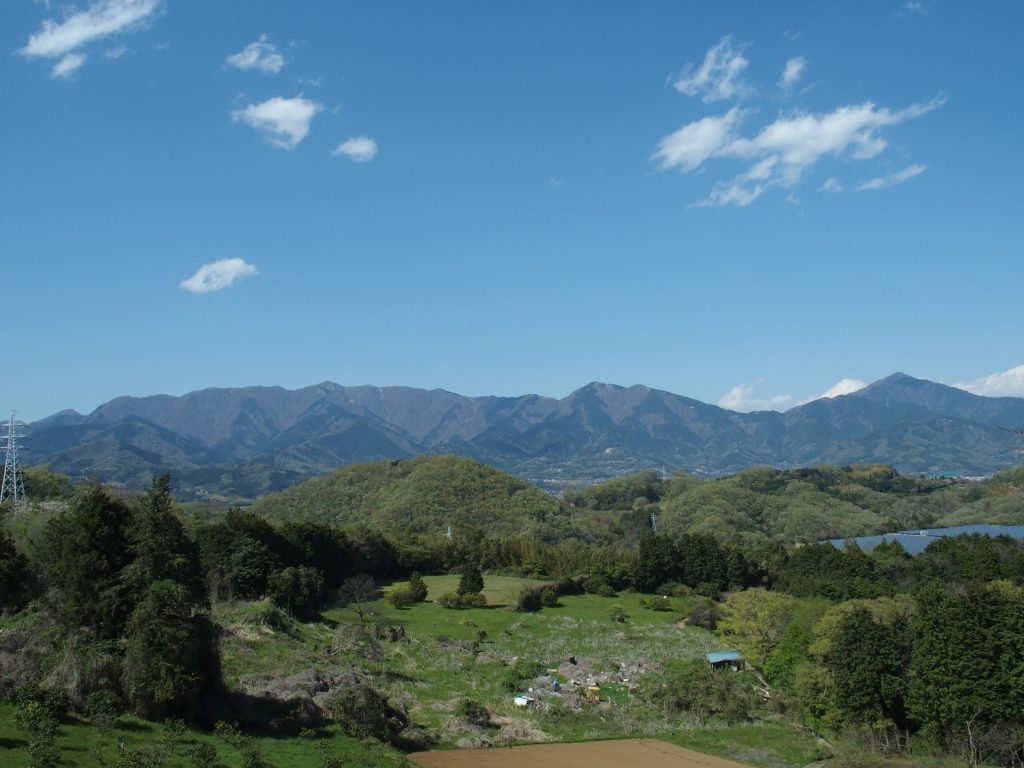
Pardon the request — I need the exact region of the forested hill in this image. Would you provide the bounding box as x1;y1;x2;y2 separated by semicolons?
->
248;454;578;541
562;464;1024;545
25;372;1024;499
245;457;1024;547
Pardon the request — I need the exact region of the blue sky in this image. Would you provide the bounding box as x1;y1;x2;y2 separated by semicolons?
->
3;0;1023;422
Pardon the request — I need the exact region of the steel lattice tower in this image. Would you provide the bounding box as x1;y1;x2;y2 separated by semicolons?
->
1;412;27;511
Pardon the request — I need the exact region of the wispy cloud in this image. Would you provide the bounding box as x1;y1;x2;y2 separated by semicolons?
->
231;96;322;150
330;136;378;162
51;52;86;79
955;365;1024;397
901;1;928;16
20;0;161;77
819;177;844;193
226;34;285;74
657;97;944;206
673;36;749;102
718;384;792;412
180;258;258;294
104;44;127;60
779;56;806;90
549;175;565;188
858;164;927;191
652;107;743;172
798;378;867;405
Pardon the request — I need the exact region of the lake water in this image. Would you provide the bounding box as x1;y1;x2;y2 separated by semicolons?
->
828;524;1024;555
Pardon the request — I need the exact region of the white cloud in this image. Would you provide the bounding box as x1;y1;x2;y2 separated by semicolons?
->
180;258;258;294
718;384;792;412
104;44;127;59
797;378;868;405
231;96;322;150
819;177;843;193
20;0;160;72
780;56;806;90
858;164;927;191
226;35;285;74
955;365;1024;397
549;175;564;187
657;97;944;207
673;36;749;102
901;1;927;15
51;52;86;79
330;136;378;162
653;107;743;172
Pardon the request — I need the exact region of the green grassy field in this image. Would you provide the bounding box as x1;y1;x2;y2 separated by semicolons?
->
3;574;826;767
0;702;404;768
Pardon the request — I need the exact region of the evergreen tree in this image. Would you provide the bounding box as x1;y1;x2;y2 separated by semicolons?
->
631;534;677;593
407;571;428;602
268;565;325;620
909;582;1024;755
40;486;134;638
0;530;32;611
122;580;217;720
457;565;484;596
123;475;206;605
825;607;910;729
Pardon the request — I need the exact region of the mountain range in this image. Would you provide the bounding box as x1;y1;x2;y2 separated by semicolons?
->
22;373;1024;500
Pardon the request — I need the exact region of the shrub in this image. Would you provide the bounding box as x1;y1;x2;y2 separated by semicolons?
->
83;690;122;725
540;589;560;607
647;660;760;723
407;572;428;602
323;684;408;743
459;592;486;608
608;604;627;623
640;596;675;612
512;588;542;612
686;599;721;630
695;581;721;600
457;566;484;597
438;591;486;609
387;587;415;607
437;591;461;608
268;566;324;621
454;698;491;727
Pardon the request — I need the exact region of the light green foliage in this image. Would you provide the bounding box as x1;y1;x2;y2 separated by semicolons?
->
808;595;915;658
717;588;795;668
763;597;829;687
21;465;73;501
250;455;571;540
14;699;60;768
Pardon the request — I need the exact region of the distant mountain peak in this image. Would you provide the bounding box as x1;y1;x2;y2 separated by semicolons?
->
26;374;1024;499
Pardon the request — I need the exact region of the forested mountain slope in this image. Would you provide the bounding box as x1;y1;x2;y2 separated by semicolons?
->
25;374;1023;498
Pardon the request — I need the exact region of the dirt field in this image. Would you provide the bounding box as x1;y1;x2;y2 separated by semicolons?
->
407;738;750;768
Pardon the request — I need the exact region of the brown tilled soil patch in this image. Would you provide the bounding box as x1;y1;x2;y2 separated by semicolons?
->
407;738;749;768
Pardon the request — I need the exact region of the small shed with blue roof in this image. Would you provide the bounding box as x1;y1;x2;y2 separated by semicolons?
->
706;650;744;671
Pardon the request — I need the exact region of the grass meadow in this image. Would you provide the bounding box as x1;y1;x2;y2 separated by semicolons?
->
3;574;826;767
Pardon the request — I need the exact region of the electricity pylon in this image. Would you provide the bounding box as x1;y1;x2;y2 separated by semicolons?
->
1;412;27;511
